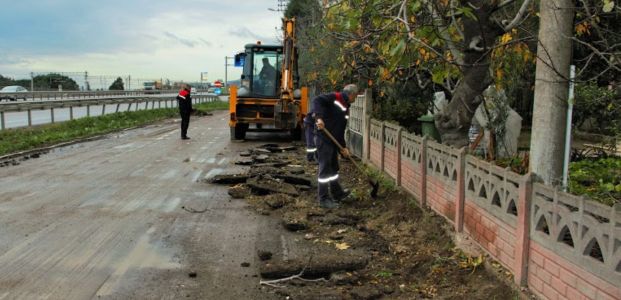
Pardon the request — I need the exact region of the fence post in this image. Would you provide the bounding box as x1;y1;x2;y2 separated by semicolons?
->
128;103;132;111
70;106;74;120
455;148;467;233
514;173;534;286
27;109;32;127
116;103;120;113
102;104;105;115
1;111;5;130
362;89;372;163
86;105;90;117
396;127;403;186
50;108;55;123
420;136;428;206
380;122;386;172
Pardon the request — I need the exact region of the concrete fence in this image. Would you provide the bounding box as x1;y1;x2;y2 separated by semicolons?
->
348;93;621;300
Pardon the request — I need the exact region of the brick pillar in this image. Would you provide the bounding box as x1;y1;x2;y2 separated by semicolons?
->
420;136;428;206
455;147;467;233
380;122;386;172
396;127;403;186
514;173;534;286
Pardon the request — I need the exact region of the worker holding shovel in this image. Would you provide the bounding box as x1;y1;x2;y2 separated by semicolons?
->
313;84;359;209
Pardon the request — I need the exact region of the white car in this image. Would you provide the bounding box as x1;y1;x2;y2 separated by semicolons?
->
0;86;28;101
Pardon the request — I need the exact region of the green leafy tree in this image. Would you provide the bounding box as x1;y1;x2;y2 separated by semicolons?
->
109;77;125;90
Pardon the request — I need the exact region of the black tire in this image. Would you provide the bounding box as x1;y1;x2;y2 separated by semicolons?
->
290;125;302;141
232;123;248;140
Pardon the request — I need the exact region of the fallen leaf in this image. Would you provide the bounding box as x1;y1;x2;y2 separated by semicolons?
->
335;242;350;250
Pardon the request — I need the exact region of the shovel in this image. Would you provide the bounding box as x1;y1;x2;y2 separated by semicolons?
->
319;127;379;199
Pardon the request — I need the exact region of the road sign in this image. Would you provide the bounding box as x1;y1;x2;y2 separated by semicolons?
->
214;81;222;88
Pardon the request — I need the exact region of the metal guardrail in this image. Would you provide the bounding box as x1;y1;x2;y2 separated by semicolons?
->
0;89;216;102
0;94;221;130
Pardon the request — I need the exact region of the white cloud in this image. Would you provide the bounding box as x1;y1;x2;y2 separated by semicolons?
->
0;0;284;83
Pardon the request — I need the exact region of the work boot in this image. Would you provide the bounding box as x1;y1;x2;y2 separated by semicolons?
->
319;198;339;209
318;183;338;208
333;189;351;202
330;181;350;202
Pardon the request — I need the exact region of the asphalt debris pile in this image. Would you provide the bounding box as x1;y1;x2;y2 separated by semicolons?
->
205;143;519;299
207;144;314;202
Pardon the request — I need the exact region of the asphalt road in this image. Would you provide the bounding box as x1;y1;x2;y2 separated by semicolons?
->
0;111;285;299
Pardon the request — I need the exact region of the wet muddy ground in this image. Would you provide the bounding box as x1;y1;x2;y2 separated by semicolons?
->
208;142;520;299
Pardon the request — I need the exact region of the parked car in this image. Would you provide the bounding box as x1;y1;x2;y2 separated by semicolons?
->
0;85;28;101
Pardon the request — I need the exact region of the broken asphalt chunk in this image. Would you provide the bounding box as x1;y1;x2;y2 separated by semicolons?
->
208;174;249;184
228;184;251;199
274;174;312;186
247;176;299;196
260;253;369;279
282;212;309;231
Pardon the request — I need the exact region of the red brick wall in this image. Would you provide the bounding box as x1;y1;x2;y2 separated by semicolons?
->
528;242;621;300
463;200;517;270
363;119;621;300
370;139;382;168
401;159;422;200
384;147;398;178
426;176;455;222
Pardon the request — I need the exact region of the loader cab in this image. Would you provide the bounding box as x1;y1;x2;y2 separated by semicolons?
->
235;44;282;98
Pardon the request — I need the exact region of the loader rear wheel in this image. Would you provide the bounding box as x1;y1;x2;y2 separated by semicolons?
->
231;123;248;140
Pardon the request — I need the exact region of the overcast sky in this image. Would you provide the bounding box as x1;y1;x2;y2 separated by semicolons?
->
0;0;283;84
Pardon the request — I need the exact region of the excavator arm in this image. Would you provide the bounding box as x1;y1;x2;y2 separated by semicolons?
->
280;18;296;101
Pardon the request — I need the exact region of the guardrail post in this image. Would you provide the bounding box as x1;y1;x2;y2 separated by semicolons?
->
86;105;90;117
27;109;32;126
70;106;74;120
102;104;105;115
1;112;5;130
51;108;55;123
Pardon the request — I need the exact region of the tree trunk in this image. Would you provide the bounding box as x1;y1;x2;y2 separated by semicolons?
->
529;0;574;186
434;1;502;148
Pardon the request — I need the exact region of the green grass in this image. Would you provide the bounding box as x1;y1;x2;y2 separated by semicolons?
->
569;157;621;206
0;101;229;156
